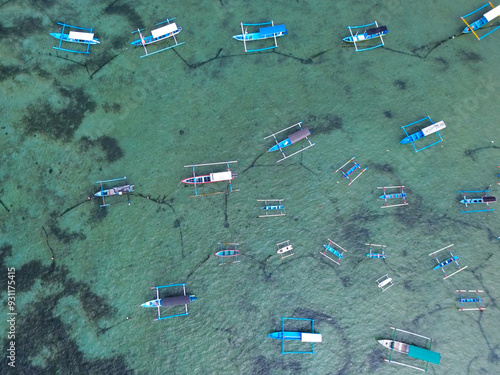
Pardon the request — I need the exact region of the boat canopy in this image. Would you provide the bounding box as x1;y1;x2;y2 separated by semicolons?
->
68;31;94;41
484;6;500;22
408;345;441;365
301;333;322;343
160;295;192;308
210;171;232;182
483;196;497;203
151;23;178;38
288;127;311;144
259;24;286;36
366;26;387;36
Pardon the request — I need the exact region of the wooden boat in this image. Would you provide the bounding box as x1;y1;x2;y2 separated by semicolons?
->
233;24;287;42
181;171;233;185
378;339;441;365
94;184;134;198
343;25;388;43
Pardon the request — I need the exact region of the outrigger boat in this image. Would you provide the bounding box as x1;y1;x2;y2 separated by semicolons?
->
343;21;388;51
320;238;347;265
131;17;184;58
461;3;500;40
215;242;240;265
429;244;468;280
379;327;441;372
264;122;316;163
276;240;294;260
456;289;486;311
94;177;133;207
458;190;496;213
376;274;394;292
181;161;238;197
258;199;285;217
233;21;287;52
142;283;196;321
378;186;408;208
401;116;446;153
334;156;367;186
366;243;387;258
269;317;321;354
50;22;100;54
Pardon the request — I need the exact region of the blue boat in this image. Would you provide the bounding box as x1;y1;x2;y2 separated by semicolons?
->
50;22;100;54
462;5;500;33
131;18;184;58
233;24;288;42
323;244;343;259
379;192;406;200
268;127;311;152
131;21;182;47
433;255;458;270
234;21;287;52
50;32;100;45
343;21;388;51
400;120;446;147
343;25;388;43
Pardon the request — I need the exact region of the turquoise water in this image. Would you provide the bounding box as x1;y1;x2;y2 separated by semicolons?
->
1;0;500;374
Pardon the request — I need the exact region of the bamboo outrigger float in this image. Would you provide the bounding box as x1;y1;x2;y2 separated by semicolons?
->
50;22;100;54
379;327;441;372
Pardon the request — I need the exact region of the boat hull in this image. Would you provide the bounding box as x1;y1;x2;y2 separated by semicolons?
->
433;256;458;270
378;339;410;355
324;245;343;258
463;17;488;33
50;33;100;44
268;331;302;340
215;250;239;257
131;29;181;46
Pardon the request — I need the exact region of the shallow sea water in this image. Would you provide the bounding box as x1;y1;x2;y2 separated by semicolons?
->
1;0;499;374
